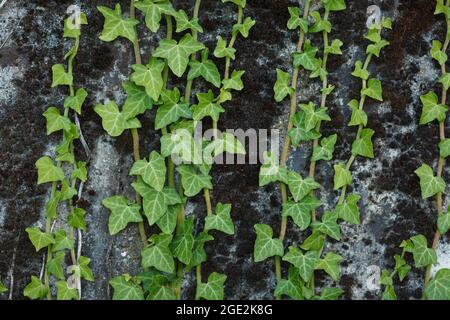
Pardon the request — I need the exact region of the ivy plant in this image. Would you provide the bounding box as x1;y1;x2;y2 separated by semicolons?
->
24;11;93;300
381;0;450;300
97;0;251;300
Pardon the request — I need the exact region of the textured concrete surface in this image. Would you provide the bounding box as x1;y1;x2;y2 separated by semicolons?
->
0;0;449;300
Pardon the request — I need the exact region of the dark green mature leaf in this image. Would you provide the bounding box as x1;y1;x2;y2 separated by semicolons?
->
122;81;153;120
282;196;321;231
141;233;175;273
425;268;450;300
102;195;142;235
283;247;319;282
157;204;179;235
314;211;341;241
110;276;145;300
300;102;331;131
410;235;437;268
98;4;139;43
36;156;64;184
259;152;288;186
130;58;165;102
253;224;284;262
177;165;212;197
130;151;166;191
419;91;448;124
274;267;304;300
170;218;194;265
153;33;205;77
318;287;344;300
287;171;321;202
156;88;192;129
301;230;325;251
196;272;227;300
414;164;446;199
174;9;203;33
188;232;214;270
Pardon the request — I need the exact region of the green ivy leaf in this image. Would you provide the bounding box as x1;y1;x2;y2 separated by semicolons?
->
141;233;175;273
382;285;397;300
314;211;341;241
130;151;166;191
205;203;235;235
274;267;304;300
232;17;255;38
56;281;78;300
410;235;437;268
51;64;73;87
287;7;308;32
336;193;361;225
192;90;225;122
282;196;321;231
78;256;94;281
68;208;87;230
122;81;153;120
419;91;448;124
72;161;88;183
425;268;450;300
94;101;141;137
64;88;87;114
170;218;194;265
175;9;203;33
43;107;71;135
301;230;325;251
196;272;226;300
222;0;247;8
431;40;448;65
26;227;55;252
439;139;450;158
293;40;320;71
259;152;288;186
274;68;293;102
205;132;246;159
35;156;64;184
323;0;347;11
287;171;321;202
102;196;143;235
177;165;212;197
309;11;331;33
253;224;284;262
318;287;344;300
0;279;7;294
312;134;337;162
283;247;319;282
351;128;375;158
300;102;331;131
188;49;221;88
213;36;236;60
157;204;179;235
46;251;65;280
63;13;88;38
98;4;139;43
130;57;165;102
348;99;368;126
156;88;192;129
24;276;48;300
52;229;74;252
361;78;383;101
333;164;352;190
325;39;343;55
188;232;215;270
414;164;446;199
153;33;205;77
438;210;450;234
110;276;145;300
315;252;342;281
60;179;77;201
367;39;389;57
222;70;245;91
440;73;450;91
351;61;369;80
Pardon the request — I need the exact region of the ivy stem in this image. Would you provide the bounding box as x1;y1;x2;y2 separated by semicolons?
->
308;9;330;294
424;13;450;288
130;0;147;246
275;0;311;293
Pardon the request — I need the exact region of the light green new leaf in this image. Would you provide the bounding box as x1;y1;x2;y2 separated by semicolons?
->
156;88;192;129
301;230;326;251
253;224;284;262
122;81;153;120
351;61;369;80
348;99;368;126
440;73;450;91
293;40;320;71
72;161;87;183
283;247;319;282
312;134;337;162
352;128;375;158
51;64;73;87
222;70;245;91
153;33;205;77
175;9;203;33
362;78;383;101
282;196;321;231
56;281;78;300
438;211;450;234
177;165;212;197
300;102;331;131
410;234;437;268
135;0;176;32
333;163;352;190
98;4;139;43
287;7;308;32
78;256;94;281
439;139;450;158
205;203;235;235
63;13;88;38
52;229;74;252
232;17;255;38
46;251;65;280
192;90;225;122
68;208;87;230
196;272;227;300
274;69;293;102
43;107;71;135
309;11;331;33
110;276;145;300
0;279;7;294
130;57;165;101
323;0;347;11
102;196;143;235
419;91;448;124
64;88;87;114
24;276;48;300
425;268;450;300
26;227;55;252
36;156;64;184
130;151;166;191
188;49;221;88
259;152;288;186
336;193;361;225
222;0;246;8
414;164;446;199
94;101;141;137
287;171;321;202
141;233;175;274
315;252;342;281
213;36;236;60
367;39;390;57
325;39;343;55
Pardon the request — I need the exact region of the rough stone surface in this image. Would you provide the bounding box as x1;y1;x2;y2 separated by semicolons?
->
0;0;449;300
